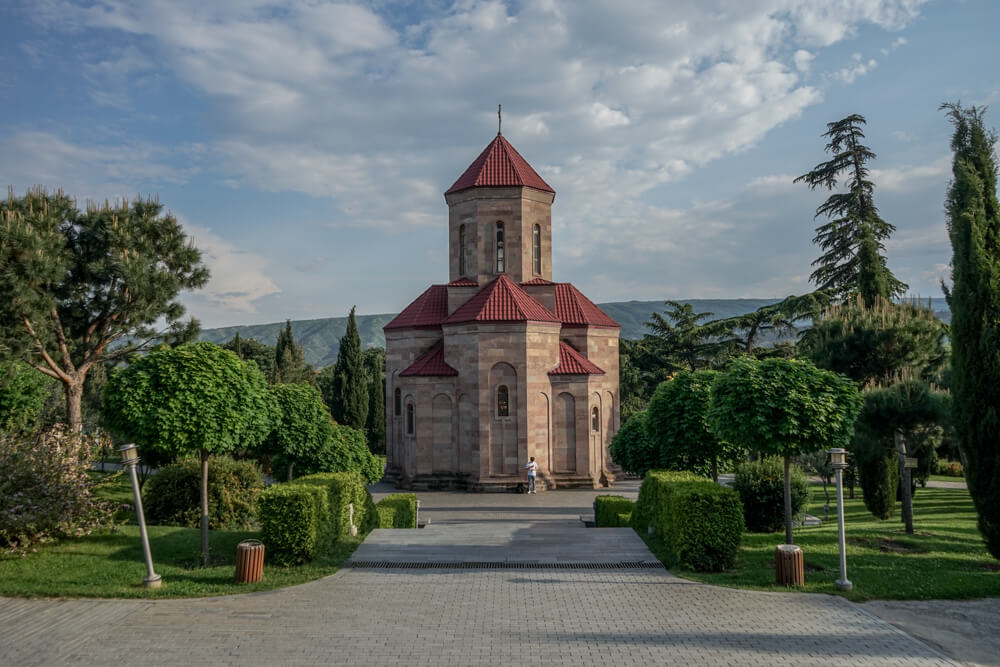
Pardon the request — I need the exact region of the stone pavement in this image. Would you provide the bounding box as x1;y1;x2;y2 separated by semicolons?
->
0;480;961;666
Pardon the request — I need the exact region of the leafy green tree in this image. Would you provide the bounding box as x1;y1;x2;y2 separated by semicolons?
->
802;296;947;387
644;301;735;372
715;293;829;354
941;102;1000;559
363;347;385;454
266;383;332;480
709;357;861;544
609;410;656;477
795;114;907;305
0;189;207;431
854;380;949;530
0;359;56;433
103;342;276;566
646;370;739;482
223;333;276;378
326;307;369;430
272;320;314;385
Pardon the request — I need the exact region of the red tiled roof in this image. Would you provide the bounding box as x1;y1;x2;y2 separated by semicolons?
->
400;341;458;377
549;341;605;376
384;285;448;330
446;278;478;287
445;135;555;195
554;283;620;329
520;277;554;286
445;275;561;325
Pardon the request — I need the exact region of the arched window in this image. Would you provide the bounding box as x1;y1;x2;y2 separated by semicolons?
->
458;224;467;276
394;388;401;416
592;407;600;432
406;403;414;435
497;385;509;417
533;224;541;275
495;222;505;273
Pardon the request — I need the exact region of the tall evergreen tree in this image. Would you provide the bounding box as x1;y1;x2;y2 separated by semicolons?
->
223;333;276;377
942;102;1000;559
328;307;368;430
644;300;735;372
364;347;386;454
0;189;207;431
795;114;907;305
272;320;313;384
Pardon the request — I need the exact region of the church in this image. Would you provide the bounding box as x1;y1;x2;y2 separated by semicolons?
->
383;128;620;491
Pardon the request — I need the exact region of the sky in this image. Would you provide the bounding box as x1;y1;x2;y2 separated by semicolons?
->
1;0;997;329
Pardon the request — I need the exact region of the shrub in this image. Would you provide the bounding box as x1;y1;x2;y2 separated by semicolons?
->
0;427;114;552
937;460;964;477
594;495;635;527
143;455;264;530
858;452;898;519
609;411;656;477
631;470;706;534
376;494;417;528
277;419;384;485
260;471;376;566
633;470;742;572
733;458;809;533
614;512;632;527
259;484;325;566
0;360;56;434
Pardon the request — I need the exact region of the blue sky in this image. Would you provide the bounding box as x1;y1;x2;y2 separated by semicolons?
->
1;0;996;328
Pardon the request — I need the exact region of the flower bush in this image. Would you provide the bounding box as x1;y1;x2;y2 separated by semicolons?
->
0;427;115;553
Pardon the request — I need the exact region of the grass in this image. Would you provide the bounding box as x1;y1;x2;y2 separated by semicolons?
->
0;471;361;599
927;474;966;483
644;485;1000;602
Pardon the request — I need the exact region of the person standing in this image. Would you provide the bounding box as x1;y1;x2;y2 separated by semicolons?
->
525;456;538;493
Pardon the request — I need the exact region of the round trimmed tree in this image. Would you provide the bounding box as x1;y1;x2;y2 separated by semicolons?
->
709;357;861;544
646;370;739;482
609;410;656;477
266;383;331;481
104;342;276;566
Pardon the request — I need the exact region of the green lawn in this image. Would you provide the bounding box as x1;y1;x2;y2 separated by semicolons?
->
0;471;361;599
649;485;999;602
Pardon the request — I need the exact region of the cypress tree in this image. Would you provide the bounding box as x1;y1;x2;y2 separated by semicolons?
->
942;102;1000;559
272;320;313;384
330;307;369;430
364;347;386;454
795;114;908;305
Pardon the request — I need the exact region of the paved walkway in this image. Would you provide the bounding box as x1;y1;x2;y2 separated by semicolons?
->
0;481;962;666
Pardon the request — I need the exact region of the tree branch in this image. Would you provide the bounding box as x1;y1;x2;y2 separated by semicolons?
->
21;315;71;383
50;307;76;373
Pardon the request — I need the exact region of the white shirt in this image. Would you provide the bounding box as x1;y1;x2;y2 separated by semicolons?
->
525;461;538;476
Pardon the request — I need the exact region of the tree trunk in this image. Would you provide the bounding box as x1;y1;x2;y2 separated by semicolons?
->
65;379;84;432
784;454;794;545
287;460;295;482
200;449;210;567
895;429;914;535
711;456;718;484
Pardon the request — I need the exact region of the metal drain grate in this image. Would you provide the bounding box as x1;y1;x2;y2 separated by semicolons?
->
345;561;665;570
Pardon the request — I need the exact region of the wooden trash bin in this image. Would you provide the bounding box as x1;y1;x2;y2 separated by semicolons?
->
235;539;265;583
775;544;804;587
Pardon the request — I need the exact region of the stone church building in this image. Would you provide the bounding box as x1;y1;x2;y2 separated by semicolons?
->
383;131;620;491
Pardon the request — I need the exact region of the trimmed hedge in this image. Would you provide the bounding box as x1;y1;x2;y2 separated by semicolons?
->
732;457;809;533
143;455;264;530
633;470;743;572
376;494;417;528
259;471;376;566
594;495;635;527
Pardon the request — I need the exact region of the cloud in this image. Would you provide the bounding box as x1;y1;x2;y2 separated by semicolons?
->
832;53;879;84
871;156;951;193
180;222;281;319
793;49;814;73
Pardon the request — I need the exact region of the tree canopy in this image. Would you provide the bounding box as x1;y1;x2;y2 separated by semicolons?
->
324;306;369;430
0;189;208;430
794;114;907;305
942;102;1000;559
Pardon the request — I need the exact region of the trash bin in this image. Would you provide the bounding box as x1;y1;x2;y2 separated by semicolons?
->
235;539;265;583
775;544;804;586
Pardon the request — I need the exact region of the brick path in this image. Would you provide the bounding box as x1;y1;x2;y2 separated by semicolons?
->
0;481;958;666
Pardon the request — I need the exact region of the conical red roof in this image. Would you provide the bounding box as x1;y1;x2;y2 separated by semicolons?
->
445;275;560;325
446;135;555;195
554;283;620;328
549;341;605;376
400;341;458;377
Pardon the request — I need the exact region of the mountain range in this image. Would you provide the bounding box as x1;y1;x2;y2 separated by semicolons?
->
198;297;950;369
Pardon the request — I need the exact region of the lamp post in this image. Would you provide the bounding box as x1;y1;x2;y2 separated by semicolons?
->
120;443;162;589
829;447;852;592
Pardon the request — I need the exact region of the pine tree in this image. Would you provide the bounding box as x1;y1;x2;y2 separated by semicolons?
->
795;114;907;305
272;320;313;384
329;307;368;430
942;102;1000;559
644;301;735;372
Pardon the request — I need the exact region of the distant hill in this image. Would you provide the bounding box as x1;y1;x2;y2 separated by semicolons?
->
199;297;950;368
